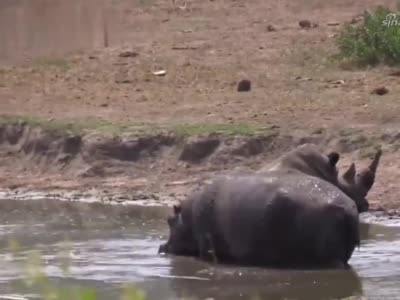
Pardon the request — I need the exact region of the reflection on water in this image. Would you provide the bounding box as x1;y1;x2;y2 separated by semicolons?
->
0;203;399;300
0;0;107;66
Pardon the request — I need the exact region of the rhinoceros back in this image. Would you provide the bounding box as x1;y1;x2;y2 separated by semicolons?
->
260;144;339;186
206;173;359;266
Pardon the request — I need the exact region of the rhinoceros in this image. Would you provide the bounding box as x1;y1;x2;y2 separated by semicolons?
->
159;144;382;269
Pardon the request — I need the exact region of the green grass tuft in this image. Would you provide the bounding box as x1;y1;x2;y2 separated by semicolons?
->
171;123;271;137
0;115;276;137
32;57;72;73
336;5;400;67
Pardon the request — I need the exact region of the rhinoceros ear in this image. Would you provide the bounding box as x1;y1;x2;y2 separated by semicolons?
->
327;152;340;167
343;163;356;183
173;204;181;215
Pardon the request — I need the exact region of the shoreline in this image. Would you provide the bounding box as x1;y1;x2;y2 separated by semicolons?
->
1;120;399;221
0;187;399;229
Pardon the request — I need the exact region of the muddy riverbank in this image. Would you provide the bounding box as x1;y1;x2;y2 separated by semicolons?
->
1;121;399;216
1;0;400;218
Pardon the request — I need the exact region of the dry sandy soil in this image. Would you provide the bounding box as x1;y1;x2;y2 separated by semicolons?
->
0;0;399;212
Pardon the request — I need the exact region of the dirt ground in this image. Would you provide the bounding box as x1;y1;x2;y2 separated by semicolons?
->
0;0;399;212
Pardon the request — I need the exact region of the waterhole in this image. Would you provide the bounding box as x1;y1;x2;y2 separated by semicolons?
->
0;199;399;300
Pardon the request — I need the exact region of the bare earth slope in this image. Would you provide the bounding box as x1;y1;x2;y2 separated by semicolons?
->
0;0;399;212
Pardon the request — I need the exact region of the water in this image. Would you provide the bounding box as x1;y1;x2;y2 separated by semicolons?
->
0;200;400;300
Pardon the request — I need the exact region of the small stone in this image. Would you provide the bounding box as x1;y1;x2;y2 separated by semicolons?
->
117;79;132;84
266;24;277;32
100;103;109;107
330;80;345;85
299;20;312;28
371;86;389;95
119;51;138;58
152;70;167;76
327;22;340;26
237;79;251;92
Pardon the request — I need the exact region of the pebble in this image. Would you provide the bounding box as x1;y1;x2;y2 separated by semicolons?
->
237;79;251;92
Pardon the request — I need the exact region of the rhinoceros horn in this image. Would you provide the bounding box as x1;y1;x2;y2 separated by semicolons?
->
342;163;356;183
357;148;382;190
368;148;382;174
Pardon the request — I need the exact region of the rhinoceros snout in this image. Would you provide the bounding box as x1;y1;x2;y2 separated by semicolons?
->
359;201;369;213
158;243;168;254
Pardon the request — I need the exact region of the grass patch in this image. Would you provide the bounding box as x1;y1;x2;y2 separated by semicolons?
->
0;115;90;135
32;57;72;73
0;115;274;137
171;123;271;136
336;4;400;67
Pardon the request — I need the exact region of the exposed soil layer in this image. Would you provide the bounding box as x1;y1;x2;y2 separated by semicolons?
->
0;122;399;214
0;0;399;216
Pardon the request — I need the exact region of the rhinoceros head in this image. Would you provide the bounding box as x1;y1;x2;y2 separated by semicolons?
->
338;149;382;213
269;143;341;185
158;204;198;256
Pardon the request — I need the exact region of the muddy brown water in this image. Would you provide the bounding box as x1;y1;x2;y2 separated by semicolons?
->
0;199;399;300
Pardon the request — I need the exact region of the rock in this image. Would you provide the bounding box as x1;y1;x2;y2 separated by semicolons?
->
371;86;389;95
119;51;138;58
266;24;277;32
299;20;311;28
299;20;318;29
152;70;167;76
330;80;345;85
115;79;132;84
237;79;251;92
